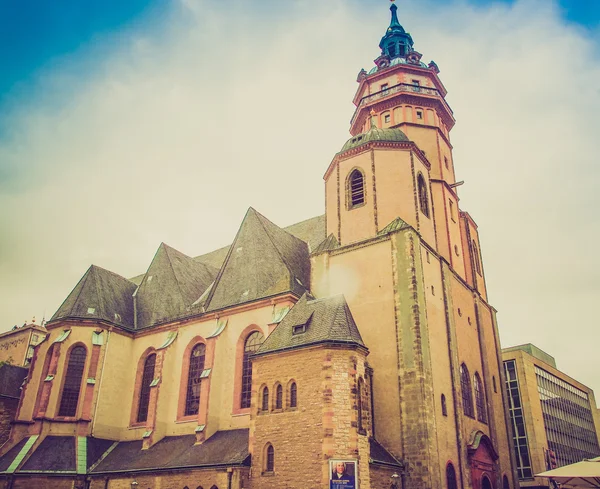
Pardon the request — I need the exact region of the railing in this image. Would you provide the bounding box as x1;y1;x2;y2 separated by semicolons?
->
350;82;451;126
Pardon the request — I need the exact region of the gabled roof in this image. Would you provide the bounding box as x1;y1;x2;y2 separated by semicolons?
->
369;438;404;468
51;265;137;328
91;429;249;474
312;233;340;254
0;365;27;399
255;293;365;356
203;208;310;312
135;243;218;329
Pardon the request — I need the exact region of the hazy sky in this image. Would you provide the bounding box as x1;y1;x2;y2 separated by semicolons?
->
1;0;599;397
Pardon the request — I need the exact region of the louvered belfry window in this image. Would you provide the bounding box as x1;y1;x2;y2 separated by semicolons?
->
241;331;265;408
58;346;86;417
349;169;365;207
137;353;156;423
185;344;206;416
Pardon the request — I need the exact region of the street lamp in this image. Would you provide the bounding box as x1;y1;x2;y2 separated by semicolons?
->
390;472;400;489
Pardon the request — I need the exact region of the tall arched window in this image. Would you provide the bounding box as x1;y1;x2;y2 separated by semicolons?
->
137;353;156;423
241;331;264;409
266;444;275;472
261;386;269;412
460;363;474;418
503;475;510;489
185;344;206;416
357;378;364;432
472;240;482;275
474;372;487;423
275;384;283;409
58;345;86;417
289;381;297;408
348;169;365;208
446;463;458;489
417;173;430;218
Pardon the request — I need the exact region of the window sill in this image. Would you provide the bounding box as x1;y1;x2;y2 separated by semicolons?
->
348;202;366;211
175;416;197;424
272;408;284;414
262;471;275;477
128;422;146;430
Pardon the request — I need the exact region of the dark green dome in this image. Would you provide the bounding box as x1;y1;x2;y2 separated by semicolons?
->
340;124;409;153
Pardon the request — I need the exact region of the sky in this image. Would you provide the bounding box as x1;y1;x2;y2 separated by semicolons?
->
1;0;599;398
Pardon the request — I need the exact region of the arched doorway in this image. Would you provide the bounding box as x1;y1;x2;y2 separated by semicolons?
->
467;430;499;489
482;476;493;489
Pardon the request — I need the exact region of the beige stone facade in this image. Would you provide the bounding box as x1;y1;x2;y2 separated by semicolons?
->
0;5;516;489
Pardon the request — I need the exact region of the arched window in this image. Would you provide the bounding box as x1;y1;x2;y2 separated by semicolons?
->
474;372;487;423
417;173;430;218
58;345;87;417
460;363;474;418
482;476;493;489
265;444;275;472
241;331;264;409
503;475;510;489
472;240;482;275
357;378;364;432
261;386;269;412
137;353;156;423
275;384;283;409
348;169;365;208
210;486;218;489
185;343;206;416
289;381;297;408
197;486;204;489
441;394;447;416
446;463;458;489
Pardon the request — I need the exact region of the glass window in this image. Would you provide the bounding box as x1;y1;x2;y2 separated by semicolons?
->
266;444;274;472
262;386;269;412
460;364;474;418
185;344;206;416
241;331;264;409
417;173;430;218
474;373;487;423
137;353;156;423
290;382;297;408
348;169;365;208
58;346;87;417
446;463;457;489
275;384;283;409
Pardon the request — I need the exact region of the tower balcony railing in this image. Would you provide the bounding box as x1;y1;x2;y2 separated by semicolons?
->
351;82;453;126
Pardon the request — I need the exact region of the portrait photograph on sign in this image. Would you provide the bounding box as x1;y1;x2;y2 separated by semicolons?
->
330;459;357;489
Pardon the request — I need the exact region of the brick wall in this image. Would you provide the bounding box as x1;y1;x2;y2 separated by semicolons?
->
0;398;19;445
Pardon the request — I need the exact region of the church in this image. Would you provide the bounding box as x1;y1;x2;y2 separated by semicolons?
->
0;3;517;489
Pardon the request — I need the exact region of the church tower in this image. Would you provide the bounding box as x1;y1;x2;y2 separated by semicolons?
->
315;2;516;488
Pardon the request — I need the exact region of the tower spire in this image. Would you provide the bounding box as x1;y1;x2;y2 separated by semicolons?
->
389;0;402;30
379;0;414;60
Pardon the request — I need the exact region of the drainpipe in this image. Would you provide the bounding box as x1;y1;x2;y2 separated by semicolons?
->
91;329;112;437
227;468;233;489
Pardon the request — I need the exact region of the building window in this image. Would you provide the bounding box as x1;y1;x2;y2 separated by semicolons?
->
289;381;297;408
444;156;449;169
417;173;430;218
185;343;206;416
261;386;269;412
449;199;455;221
58;345;87;417
137;353;156;423
388;42;396;56
32;334;40;344
474;372;487;423
384;113;391;124
493;376;497;393
381;83;389;92
412;80;421;92
446;463;458;489
503;475;510;489
472;240;482;275
357;378;364;432
460;363;474;418
275;384;283;409
348;169;365;208
441;394;447;416
241;331;265;409
416;110;423;119
265;444;275;473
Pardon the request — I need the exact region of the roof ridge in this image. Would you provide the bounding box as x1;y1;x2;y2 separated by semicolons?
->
162;244;189;310
62;266;93;319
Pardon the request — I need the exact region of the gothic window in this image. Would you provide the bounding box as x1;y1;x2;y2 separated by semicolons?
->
417;173;430;218
137;353;156;423
441;394;447;416
261;386;269;412
289;381;297;408
265;444;275;472
357;378;364;432
58;345;86;417
241;331;264;409
460;363;474;418
446;463;458;489
472;240;482;275
185;343;206;416
348;169;365;208
388;43;396;57
474;372;487;423
275;384;283;409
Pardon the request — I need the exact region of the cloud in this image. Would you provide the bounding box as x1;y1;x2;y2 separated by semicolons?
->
1;0;599;394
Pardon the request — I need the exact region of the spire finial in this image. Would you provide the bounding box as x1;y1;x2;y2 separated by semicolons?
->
389;0;401;29
369;109;377;129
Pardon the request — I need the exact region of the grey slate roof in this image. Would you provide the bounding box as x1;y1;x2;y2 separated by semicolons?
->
256;293;365;356
0;365;27;399
51;265;137;329
202;208;310;312
312;233;340;254
135;243;218;329
91;429;249;473
369;438;404;468
20;436;76;473
0;437;28;472
340;124;409;153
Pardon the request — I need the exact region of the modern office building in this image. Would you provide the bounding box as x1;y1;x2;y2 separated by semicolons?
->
503;344;600;488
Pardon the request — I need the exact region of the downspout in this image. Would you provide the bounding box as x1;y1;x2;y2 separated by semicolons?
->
91;329;112;437
227;468;233;489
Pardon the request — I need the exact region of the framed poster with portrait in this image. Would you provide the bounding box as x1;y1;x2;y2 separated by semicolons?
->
330;459;357;489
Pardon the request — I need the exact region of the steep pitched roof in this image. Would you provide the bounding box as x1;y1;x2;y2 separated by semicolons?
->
135;243;218;329
202;208;310;312
51;265;137;328
255;293;365;356
0;365;27;399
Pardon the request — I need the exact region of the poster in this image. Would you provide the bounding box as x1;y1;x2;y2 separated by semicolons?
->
330;459;357;489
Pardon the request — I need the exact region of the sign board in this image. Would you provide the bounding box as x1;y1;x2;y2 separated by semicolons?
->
330;459;357;489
